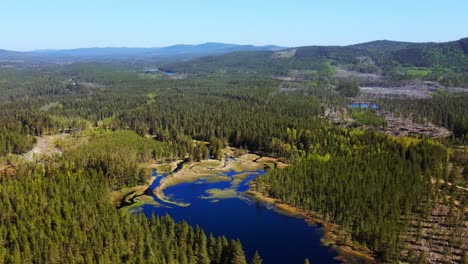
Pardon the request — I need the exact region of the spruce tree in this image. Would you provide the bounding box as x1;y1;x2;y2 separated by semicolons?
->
250;250;263;264
229;240;247;264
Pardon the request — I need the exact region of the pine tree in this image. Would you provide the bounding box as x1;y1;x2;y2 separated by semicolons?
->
228;240;247;264
207;234;217;261
195;228;210;264
250;250;263;264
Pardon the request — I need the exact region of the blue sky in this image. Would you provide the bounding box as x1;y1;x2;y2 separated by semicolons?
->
1;0;467;51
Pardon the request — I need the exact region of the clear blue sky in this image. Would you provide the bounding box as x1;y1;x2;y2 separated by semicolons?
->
1;0;467;51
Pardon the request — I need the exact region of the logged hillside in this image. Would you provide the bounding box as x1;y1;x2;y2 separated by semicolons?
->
388;39;468;68
292;38;468;71
164;38;468;85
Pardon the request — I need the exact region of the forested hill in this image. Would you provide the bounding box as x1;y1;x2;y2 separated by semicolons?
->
164;38;468;78
349;40;423;52
0;49;46;62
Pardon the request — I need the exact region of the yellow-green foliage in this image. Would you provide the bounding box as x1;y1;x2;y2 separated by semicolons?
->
405;67;432;78
146;92;157;104
0;163;249;264
391;136;421;150
65;130;170;188
310;153;331;162
351;109;387;127
258;129;448;261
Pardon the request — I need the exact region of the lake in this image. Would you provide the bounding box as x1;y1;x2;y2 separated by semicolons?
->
136;169;341;264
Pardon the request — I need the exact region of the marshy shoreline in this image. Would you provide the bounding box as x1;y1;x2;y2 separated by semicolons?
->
113;149;376;264
246;187;377;264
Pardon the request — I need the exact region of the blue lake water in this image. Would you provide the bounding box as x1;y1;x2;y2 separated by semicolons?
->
137;169;341;264
348;102;379;109
161;70;175;75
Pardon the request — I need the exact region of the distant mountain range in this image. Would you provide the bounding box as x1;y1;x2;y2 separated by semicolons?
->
163;38;468;76
0;43;284;63
1;39;467;74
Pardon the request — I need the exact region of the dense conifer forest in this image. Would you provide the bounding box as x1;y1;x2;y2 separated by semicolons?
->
0;40;467;263
0;161;251;264
256;133;450;261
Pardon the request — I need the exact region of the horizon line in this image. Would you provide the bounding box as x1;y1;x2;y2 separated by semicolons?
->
2;36;466;53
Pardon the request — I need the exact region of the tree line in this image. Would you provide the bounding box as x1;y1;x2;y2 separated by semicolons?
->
0;155;260;264
256;132;448;262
